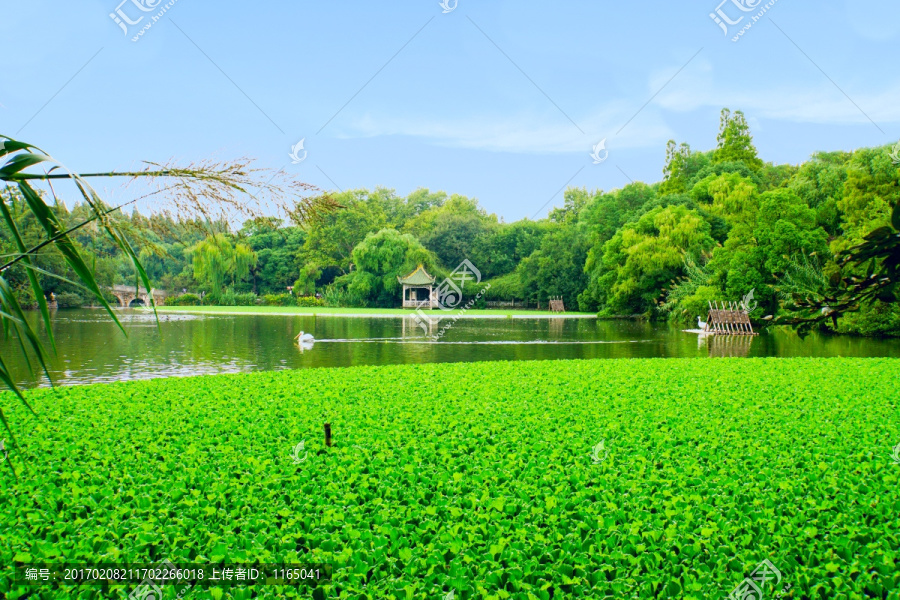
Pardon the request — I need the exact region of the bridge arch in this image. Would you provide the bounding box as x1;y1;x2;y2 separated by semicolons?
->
109;285;169;307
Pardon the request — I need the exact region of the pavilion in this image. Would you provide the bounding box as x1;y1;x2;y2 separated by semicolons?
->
398;264;435;309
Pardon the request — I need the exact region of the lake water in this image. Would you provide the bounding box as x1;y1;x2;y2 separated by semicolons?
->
5;308;900;388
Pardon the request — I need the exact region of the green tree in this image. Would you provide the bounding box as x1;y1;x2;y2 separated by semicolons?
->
832;146;899;251
589;205;715;315
404;195;501;274
345;228;436;307
712;108;763;170
788;151;851;236
301;190;387;274
779;145;900;334
382;187;447;229
239;218;306;294
190;234;258;294
660;142;710;195
580;183;657;310
293;263;322;296
520;223;588;309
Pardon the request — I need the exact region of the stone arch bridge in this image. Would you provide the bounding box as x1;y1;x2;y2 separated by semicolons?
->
109;285;169;307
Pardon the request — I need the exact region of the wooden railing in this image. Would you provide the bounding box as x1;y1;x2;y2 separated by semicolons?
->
403;298;434;309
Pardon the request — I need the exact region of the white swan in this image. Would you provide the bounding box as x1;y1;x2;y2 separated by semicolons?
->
697;316;707;331
294;331;315;353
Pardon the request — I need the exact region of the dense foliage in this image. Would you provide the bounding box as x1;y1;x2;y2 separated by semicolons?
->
2;358;898;598
6;109;899;335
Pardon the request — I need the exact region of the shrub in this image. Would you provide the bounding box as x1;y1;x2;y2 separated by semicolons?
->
296;296;325;308
166;293;201;306
234;292;258;306
54;292;84;308
836;302;900;337
261;293;294;307
322;286;366;308
482;272;523;301
208;289;258;306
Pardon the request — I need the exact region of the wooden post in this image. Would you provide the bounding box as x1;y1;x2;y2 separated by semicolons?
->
728;302;736;335
733;302;740;333
713;301;721;334
324;423;332;447
724;302;731;334
726;302;734;335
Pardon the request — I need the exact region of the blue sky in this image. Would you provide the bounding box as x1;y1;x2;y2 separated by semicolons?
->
1;0;898;221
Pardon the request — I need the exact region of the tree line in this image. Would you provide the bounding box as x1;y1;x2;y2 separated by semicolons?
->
3;108;898;336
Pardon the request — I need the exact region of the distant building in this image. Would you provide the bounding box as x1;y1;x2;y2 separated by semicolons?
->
398;264;435;309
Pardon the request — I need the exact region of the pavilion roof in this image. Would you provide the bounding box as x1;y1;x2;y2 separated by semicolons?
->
398;264;435;285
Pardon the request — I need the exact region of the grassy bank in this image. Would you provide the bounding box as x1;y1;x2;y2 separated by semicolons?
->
153;306;597;318
2;358;899;599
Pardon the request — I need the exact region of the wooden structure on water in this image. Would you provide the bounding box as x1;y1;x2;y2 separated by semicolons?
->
703;301;757;335
548;296;566;313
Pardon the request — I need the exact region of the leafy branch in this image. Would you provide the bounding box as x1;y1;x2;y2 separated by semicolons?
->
773;201;900;334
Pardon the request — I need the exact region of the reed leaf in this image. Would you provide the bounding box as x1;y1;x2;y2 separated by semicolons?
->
0;133;326;471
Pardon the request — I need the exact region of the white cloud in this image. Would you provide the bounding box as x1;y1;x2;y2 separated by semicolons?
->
653;58;900;126
334;52;899;155
339;102;675;155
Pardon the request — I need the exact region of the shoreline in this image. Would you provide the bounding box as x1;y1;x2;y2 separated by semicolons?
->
149;307;599;319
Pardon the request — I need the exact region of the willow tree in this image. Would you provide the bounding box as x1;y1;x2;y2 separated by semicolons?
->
0;134;331;477
190;234;258;293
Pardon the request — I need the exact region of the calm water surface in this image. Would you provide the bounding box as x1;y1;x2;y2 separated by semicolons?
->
5;308;900;388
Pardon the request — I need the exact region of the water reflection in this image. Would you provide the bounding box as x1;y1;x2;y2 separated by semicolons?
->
704;334;754;358
2;309;898;388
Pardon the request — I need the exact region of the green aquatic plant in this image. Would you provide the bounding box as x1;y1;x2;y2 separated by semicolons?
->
1;358;897;598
